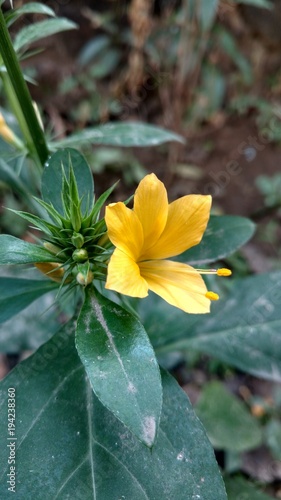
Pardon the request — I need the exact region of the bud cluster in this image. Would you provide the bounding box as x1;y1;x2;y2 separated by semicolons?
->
12;165;116;287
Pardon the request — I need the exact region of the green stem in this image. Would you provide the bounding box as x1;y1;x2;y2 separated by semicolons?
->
1;71;31;149
0;6;49;166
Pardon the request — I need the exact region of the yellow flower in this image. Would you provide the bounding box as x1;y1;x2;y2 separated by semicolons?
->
105;173;231;313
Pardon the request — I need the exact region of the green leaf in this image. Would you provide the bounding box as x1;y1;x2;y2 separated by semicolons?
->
224;475;274;500
0;292;61;352
76;287;162;447
50;122;185;148
0;326;227;499
42;148;94;216
195;381;262;452
177;215;255;265
141;271;281;382
5;2;55;27
0;235;55;265
14;18;77;53
0;278;58;323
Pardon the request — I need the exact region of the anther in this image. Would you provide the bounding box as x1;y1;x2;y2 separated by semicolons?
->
217;268;232;276
205;291;219;301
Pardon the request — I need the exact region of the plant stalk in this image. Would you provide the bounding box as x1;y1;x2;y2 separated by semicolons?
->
0;6;49;166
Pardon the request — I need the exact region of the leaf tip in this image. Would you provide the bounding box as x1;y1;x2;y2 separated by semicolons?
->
142;415;157;447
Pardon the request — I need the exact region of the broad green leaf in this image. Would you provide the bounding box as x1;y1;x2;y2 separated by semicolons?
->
50;122;185;148
224;475;274;500
140;271;281;382
177;215;255;265
0;278;58;323
0;326;226;499
195;381;262;452
76;287;162;447
0;292;61;352
5;3;55;27
42;148;94;216
0;235;55;265
14;18;77;53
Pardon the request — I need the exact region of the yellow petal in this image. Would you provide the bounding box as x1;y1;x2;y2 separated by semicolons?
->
134;173;168;253
143;194;212;260
105;202;143;260
106;248;148;297
139;260;210;313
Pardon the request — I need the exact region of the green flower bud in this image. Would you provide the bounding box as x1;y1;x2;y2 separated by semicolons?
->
76;272;94;288
75;262;94;286
72;248;89;262
76;271;94;286
71;232;84;249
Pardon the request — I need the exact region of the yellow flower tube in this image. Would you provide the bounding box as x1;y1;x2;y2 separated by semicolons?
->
0;112;23;149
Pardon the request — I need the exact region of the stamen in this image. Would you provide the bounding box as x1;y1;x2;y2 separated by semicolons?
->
217;268;232;276
196;268;216;273
196;267;232;276
205;291;219;301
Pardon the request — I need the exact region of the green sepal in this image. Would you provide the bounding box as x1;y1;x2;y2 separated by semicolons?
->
71;231;84;248
68;162;81;210
33;196;66;227
81;181;118;229
7;208;62;238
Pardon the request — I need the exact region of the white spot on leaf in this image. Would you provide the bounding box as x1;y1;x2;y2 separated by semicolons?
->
142;416;156;446
177;451;185;461
127;382;137;394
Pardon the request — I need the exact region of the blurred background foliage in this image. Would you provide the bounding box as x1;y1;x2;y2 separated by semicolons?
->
1;0;281;497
